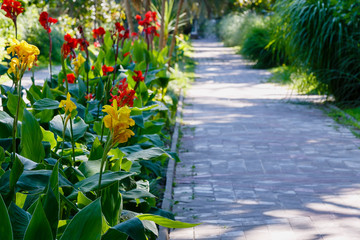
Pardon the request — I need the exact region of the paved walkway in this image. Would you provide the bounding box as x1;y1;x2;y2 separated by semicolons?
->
170;40;360;240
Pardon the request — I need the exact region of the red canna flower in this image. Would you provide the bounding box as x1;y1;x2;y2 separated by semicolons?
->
85;93;95;100
132;70;145;82
91;66;95;70
110;78;136;107
102;65;114;76
61;33;78;59
39;11;57;33
1;0;24;22
123;52;130;57
63;73;76;84
92;27;105;39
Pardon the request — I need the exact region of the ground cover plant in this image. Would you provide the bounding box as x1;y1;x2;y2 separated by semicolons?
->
0;0;198;239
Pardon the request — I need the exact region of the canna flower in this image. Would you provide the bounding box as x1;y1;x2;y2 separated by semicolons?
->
85;93;95;101
102;65;114;76
61;33;78;59
132;70;145;82
72;53;86;75
59;92;77;115
102;99;135;144
1;0;24;22
92;27;105;39
39;11;58;33
63;73;76;84
7;39;40;82
120;10;126;20
110;78;136;107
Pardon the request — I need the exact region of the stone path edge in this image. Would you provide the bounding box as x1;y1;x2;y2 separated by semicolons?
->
158;90;184;240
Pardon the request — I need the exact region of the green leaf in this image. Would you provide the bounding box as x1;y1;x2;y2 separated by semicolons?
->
15;154;38;170
125;147;170;162
77;191;92;209
122;189;155;200
74;171;134;193
33;98;60;110
101;182;122;227
17;170;73;194
0;111;16;138
7;92;26;121
50;115;88;141
43;186;59;239
137;214;200;228
78;159;101;178
21;109;45;163
41;127;57;150
89;137;104;160
0;64;8;75
60;199;102;240
0;195;13;240
24;200;53;240
133;41;144;63
8;202;31;240
102;217;145;240
10;155;24;190
104;31;113;51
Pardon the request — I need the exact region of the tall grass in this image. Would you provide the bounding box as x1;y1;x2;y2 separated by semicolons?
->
275;0;360;104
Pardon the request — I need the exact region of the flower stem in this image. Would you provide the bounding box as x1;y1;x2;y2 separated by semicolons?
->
48;32;53;86
61;57;69;94
97;135;112;196
69;117;76;167
11;75;21;159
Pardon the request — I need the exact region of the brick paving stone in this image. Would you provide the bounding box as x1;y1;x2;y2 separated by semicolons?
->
169;40;360;239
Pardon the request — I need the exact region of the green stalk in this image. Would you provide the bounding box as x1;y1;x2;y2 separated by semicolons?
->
97;134;113;196
69;117;76;167
11;74;21;159
61;57;69;94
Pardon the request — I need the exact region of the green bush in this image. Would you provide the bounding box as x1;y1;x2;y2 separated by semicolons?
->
25;26;64;66
240;18;287;68
275;0;360;104
217;12;262;47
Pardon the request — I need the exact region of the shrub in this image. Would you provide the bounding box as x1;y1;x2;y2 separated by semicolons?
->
240;17;287;68
25;26;64;65
275;0;360;104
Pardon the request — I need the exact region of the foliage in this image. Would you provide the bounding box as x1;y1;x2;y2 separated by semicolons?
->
275;0;360;104
0;3;197;239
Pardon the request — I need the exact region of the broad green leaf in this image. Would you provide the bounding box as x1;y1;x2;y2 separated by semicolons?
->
17;170;73;194
8;202;31;240
10;155;24;190
89;137;103;160
7;92;26;121
48;161;60;202
28;85;42;100
125;147;170;162
33;98;60;110
41;127;57;150
77;191;92;209
50;115;88;141
101;182;122;227
21;109;45;163
104;32;113;51
43;186;59;239
0;195;13;240
60;199;102;240
102;217;145;240
137;214;200;228
0;64;8;75
74;171;134;193
78;159;101;177
24;200;53;240
14;154;38;170
0;111;16;138
122;189;155;200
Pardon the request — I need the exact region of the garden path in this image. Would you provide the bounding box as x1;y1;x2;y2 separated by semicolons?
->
170;40;360;240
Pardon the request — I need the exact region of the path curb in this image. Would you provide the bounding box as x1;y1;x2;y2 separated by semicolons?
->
325;103;360;125
158;90;184;240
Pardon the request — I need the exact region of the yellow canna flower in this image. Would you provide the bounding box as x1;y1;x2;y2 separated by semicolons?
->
138;25;144;33
7;58;21;79
71;53;86;75
120;10;126;20
59;92;77;115
102;99;135;144
7;39;40;72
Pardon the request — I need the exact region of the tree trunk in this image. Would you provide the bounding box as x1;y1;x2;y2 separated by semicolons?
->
125;0;135;34
168;0;184;68
158;0;166;50
145;0;151;12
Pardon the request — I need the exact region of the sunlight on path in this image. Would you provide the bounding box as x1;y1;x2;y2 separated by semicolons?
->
170;40;360;240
